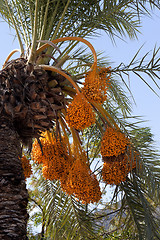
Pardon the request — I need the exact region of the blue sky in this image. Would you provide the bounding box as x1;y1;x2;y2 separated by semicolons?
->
0;10;160;149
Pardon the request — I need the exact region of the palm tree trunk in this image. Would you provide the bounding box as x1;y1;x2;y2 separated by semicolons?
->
0;117;29;240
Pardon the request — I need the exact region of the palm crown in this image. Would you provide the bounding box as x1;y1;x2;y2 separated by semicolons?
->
0;0;160;239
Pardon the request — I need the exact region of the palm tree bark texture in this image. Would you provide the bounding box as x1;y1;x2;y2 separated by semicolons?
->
0;118;28;240
0;55;67;239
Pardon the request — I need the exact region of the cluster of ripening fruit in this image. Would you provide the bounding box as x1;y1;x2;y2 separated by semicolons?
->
65;65;137;186
20;65;137;203
30;131;102;204
21;127;137;203
100;127;137;185
66;66;111;130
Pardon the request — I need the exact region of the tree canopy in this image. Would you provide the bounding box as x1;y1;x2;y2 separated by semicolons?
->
0;1;160;239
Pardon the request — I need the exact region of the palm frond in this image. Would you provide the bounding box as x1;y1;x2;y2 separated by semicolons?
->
121;175;160;240
1;0;159;51
28;165;103;239
112;45;160;96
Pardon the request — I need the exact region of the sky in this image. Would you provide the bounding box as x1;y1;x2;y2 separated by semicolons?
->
0;9;160;150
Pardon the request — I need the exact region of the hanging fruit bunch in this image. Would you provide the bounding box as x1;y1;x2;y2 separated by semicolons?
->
32;131;73;181
65;93;96;130
101;127;137;185
31;131;102;204
82;64;111;104
101;127;129;157
1;36;139;203
61;146;102;204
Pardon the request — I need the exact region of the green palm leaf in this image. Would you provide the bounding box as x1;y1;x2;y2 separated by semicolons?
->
121;175;160;240
112;45;160;96
1;0;159;51
28;166;103;239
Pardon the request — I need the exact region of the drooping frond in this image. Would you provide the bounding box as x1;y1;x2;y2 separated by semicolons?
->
121;175;160;240
28;166;103;240
1;0;160;52
112;45;160;96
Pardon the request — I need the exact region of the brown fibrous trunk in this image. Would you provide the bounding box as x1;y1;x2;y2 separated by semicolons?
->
0;118;29;240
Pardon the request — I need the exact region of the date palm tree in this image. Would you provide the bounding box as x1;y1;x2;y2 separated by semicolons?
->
0;0;160;239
